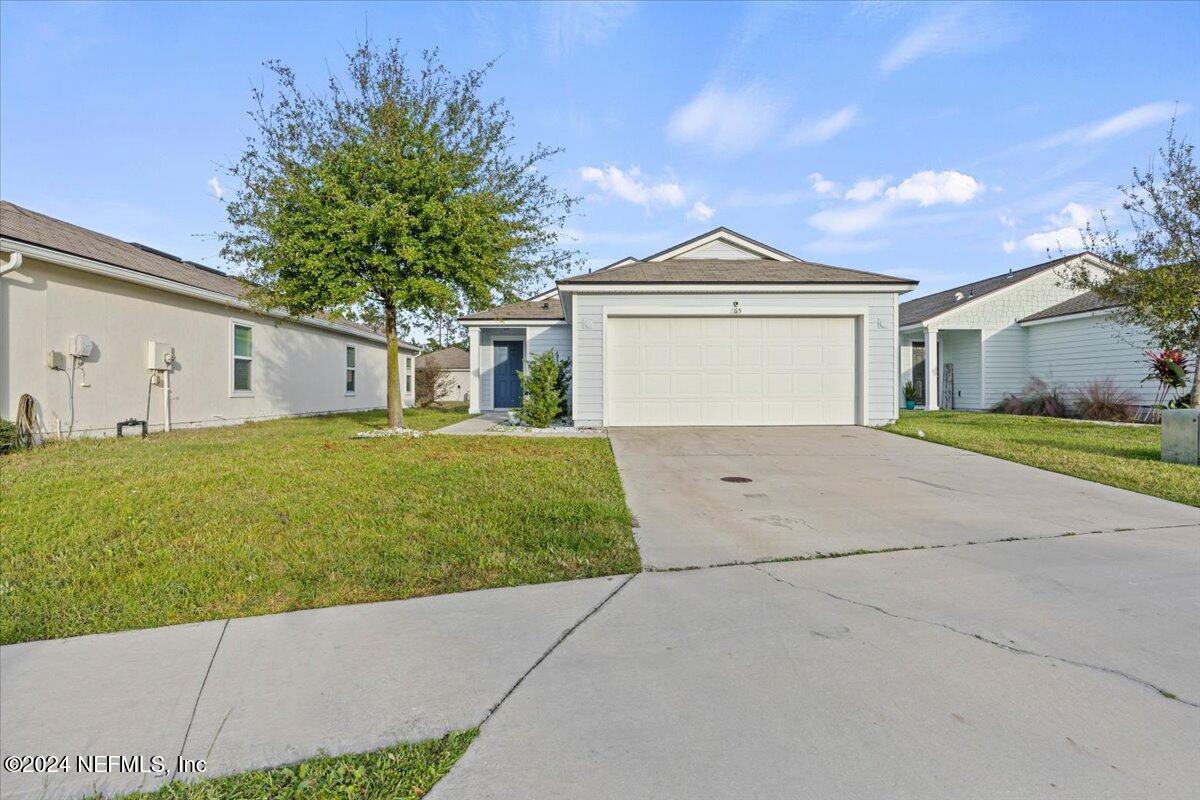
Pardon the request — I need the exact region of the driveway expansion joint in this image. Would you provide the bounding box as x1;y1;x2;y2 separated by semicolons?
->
479;573;637;728
749;563;1199;709
172;618;230;780
640;522;1200;574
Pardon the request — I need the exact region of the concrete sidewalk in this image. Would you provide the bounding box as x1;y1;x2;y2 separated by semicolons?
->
430;527;1200;800
0;576;626;800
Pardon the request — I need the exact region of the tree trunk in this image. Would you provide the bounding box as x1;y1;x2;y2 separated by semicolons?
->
1191;337;1200;408
384;303;405;428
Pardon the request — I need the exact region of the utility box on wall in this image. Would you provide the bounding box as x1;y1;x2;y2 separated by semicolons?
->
147;341;175;370
1161;409;1200;465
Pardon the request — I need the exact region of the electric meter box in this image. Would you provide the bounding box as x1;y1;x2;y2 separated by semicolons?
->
148;341;175;370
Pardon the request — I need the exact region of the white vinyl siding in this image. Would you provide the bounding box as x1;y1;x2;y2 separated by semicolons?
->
937;330;981;409
672;241;765;259
1026;315;1157;405
571;292;899;427
927;266;1101;408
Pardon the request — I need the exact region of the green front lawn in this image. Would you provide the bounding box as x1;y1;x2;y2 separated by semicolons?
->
108;731;476;800
1;408;639;644
883;411;1199;507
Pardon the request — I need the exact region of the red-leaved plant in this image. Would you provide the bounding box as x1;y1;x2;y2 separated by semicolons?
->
1142;348;1190;407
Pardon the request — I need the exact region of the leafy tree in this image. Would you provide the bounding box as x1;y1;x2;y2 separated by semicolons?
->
218;41;576;427
1063;121;1200;406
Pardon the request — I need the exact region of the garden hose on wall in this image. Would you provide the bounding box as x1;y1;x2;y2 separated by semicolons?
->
16;393;38;449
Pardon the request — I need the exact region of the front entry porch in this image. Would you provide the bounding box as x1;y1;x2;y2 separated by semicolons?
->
899;327;984;411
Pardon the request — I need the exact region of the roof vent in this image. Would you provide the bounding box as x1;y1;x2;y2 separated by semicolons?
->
541;301;549;309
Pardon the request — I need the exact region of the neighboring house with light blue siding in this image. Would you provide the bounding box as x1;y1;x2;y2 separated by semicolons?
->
461;228;917;427
898;252;1159;411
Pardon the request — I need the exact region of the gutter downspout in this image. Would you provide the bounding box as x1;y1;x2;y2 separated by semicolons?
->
0;251;23;276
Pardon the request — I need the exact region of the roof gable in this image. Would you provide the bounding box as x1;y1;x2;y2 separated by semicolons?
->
899;252;1102;327
646;227;797;261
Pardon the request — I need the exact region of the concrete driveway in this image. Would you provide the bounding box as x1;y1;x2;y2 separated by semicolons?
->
609;426;1200;568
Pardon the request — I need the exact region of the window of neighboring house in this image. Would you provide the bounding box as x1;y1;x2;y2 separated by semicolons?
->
232;323;253;394
345;345;356;394
406;356;413;392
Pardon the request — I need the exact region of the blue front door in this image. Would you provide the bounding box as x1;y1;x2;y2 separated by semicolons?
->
493;341;524;408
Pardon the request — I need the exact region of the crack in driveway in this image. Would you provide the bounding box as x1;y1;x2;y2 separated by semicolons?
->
749;563;1199;709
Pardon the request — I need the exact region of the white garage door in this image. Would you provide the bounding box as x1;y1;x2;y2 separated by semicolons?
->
607;316;857;426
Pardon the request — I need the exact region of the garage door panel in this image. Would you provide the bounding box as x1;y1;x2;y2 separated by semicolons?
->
607;316;857;426
673;373;702;395
705;344;733;367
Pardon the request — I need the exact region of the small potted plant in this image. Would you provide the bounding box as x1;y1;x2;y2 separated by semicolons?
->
903;381;918;410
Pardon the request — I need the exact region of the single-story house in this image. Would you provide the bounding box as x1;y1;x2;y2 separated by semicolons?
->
898;252;1159;410
1;201;420;438
460;228;918;427
415;346;470;403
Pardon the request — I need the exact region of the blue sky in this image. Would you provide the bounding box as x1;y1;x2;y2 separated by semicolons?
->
2;1;1197;298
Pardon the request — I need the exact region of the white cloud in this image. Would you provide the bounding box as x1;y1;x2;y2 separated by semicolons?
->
786;105;858;146
1039;101;1186;149
845;177;888;202
579;165;685;208
687;201;715;222
999;213;1017;228
667;83;783;156
806;168;986;237
206;177;224;199
1002;240;1017;254
879;4;1019;74
1010;203;1093;253
884;170;984;206
807;201;894;236
542;1;636;56
808;172;838;195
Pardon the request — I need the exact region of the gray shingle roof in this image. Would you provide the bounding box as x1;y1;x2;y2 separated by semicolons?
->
557;258;913;284
1019;290;1121;323
899;252;1093;327
417;346;469;370
1;200;417;346
460;294;564;321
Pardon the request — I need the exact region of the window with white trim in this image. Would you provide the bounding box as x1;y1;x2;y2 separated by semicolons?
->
406;356;413;392
232;323;253;394
345;345;356;394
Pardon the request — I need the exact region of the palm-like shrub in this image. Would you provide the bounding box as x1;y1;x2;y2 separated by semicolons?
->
1075;379;1135;421
517;351;570;428
992;378;1074;418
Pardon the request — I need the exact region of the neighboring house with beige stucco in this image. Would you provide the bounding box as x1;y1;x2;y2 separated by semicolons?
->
416;346;470;403
0;201;420;438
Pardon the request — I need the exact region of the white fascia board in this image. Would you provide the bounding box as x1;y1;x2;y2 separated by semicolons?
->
529;287;560;301
1019;307;1118;327
2;238;401;347
558;282;916;294
649;230;791;261
460;318;569;327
